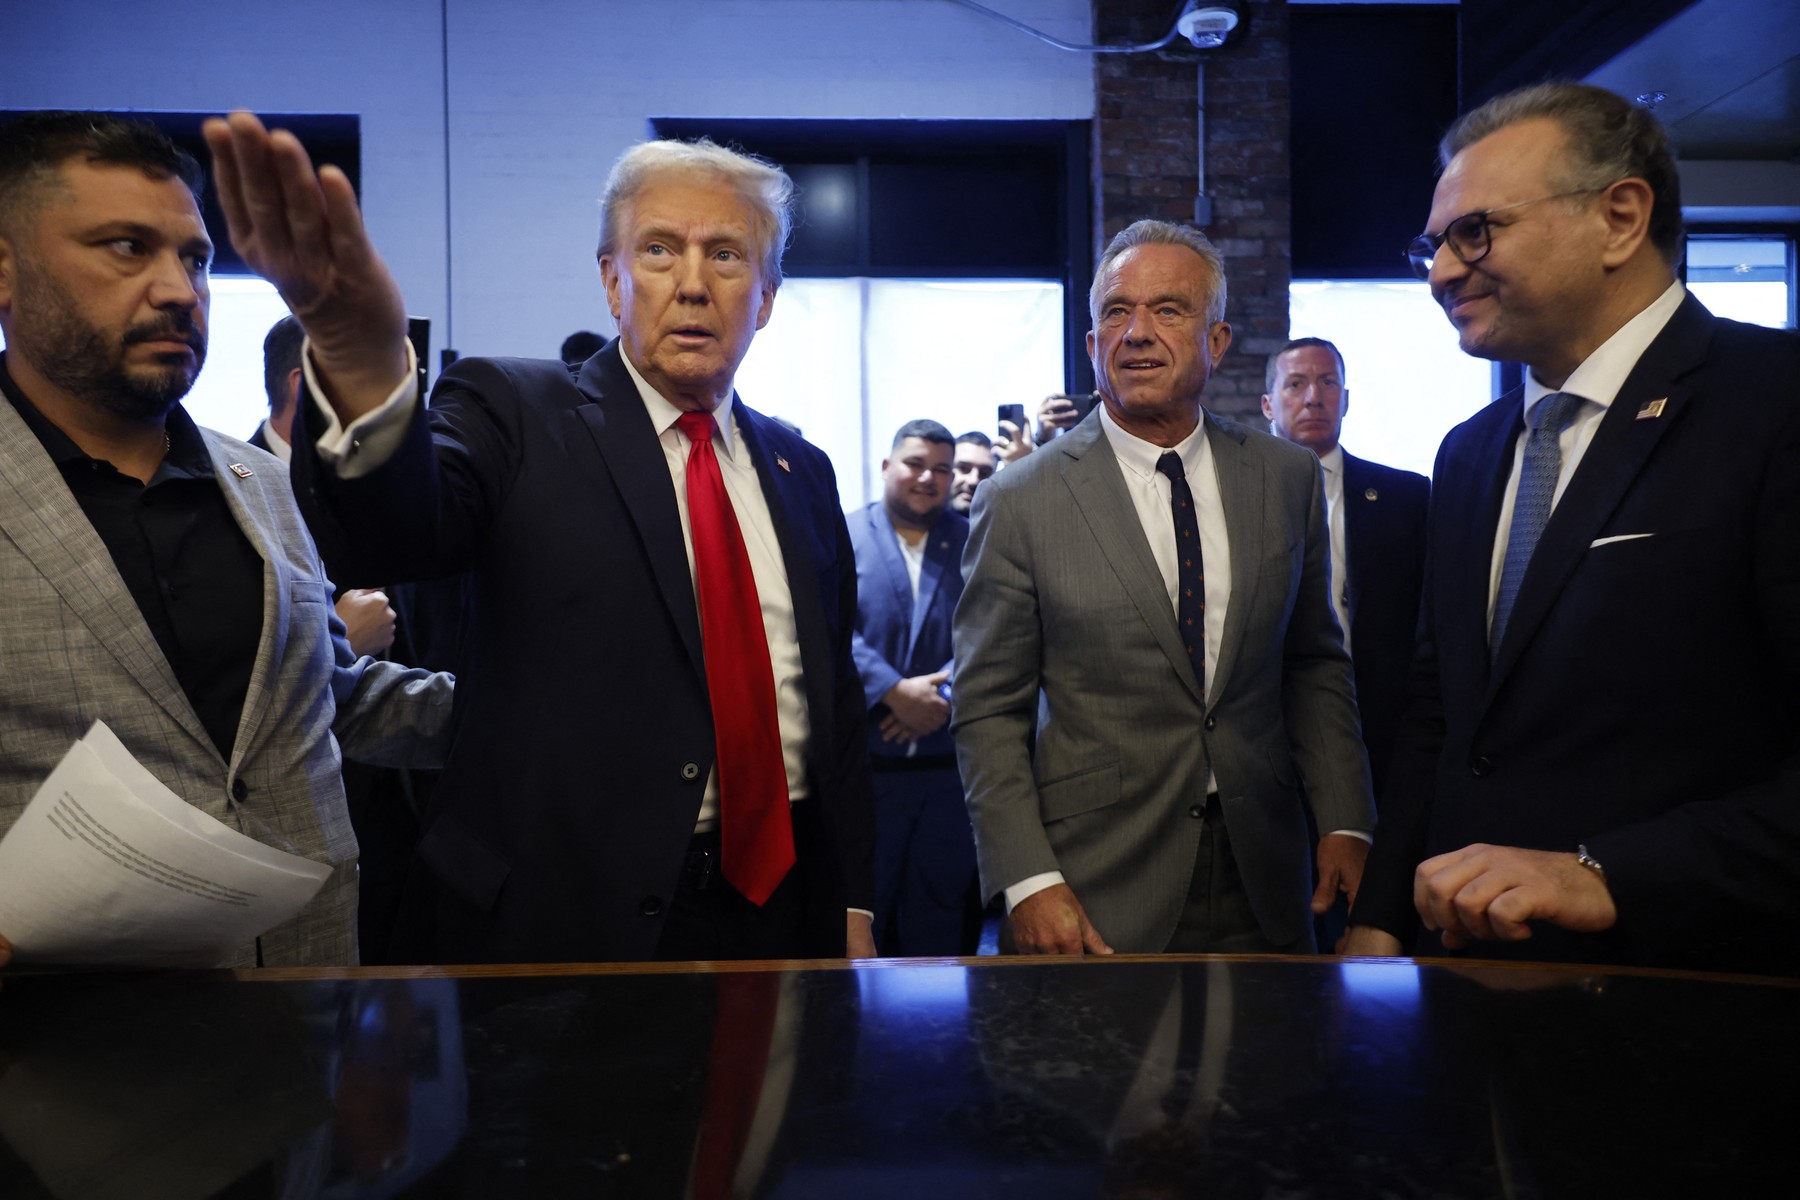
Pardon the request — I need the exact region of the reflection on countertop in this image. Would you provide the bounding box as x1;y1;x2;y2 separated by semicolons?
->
0;955;1793;1198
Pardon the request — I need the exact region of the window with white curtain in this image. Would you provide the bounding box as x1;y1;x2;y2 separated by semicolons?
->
0;275;291;443
1686;235;1794;330
3;274;1068;511
1288;280;1493;478
735;277;1067;510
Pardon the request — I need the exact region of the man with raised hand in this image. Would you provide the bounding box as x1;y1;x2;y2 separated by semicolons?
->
203;113;875;964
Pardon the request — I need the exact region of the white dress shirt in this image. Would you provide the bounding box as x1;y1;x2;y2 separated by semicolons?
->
303;344;813;826
1485;281;1687;631
254;418;293;464
1318;446;1350;656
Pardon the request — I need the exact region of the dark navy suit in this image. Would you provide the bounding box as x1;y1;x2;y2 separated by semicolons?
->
1338;451;1430;794
290;341;874;963
848;501;975;954
1355;296;1800;973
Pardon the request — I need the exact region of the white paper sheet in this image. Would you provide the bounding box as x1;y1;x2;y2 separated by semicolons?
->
0;721;330;967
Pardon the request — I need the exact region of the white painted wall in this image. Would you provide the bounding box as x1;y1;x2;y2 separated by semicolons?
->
1;0;451;360
3;0;1093;367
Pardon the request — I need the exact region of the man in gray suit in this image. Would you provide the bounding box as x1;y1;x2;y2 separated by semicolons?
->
0;111;452;967
952;220;1374;955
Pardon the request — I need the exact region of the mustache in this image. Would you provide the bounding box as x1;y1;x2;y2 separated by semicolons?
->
123;313;203;349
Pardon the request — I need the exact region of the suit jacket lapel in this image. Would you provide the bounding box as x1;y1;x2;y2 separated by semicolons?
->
0;399;215;756
911;510;958;663
1488;297;1708;685
735;402;837;754
1339;452;1370;621
571;345;705;678
866;504;918;663
1058;420;1205;706
204;431;289;770
1438;397;1521;694
1207;415;1262;706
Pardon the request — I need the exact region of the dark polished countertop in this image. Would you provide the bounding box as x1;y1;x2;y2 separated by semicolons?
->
0;954;1793;1198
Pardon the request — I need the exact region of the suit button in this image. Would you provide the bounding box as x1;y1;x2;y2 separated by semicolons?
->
231;779;249;802
1470;756;1493;777
1189;804;1204;819
640;896;664;917
681;761;701;781
1204;715;1216;732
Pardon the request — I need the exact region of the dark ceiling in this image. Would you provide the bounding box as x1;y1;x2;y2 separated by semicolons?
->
1582;0;1800;162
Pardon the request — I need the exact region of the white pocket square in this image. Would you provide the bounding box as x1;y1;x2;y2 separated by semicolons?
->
1589;533;1654;548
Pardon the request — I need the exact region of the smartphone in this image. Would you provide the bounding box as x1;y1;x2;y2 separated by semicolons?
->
1067;392;1099;419
997;403;1027;439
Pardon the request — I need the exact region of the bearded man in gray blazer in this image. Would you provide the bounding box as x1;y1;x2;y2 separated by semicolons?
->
0;112;451;969
952;220;1374;955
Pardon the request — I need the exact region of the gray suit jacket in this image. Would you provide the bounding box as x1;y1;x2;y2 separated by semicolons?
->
0;399;453;967
952;410;1373;951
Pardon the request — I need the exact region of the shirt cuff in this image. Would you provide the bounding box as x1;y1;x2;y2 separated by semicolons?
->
1327;828;1373;844
848;908;875;920
304;338;420;479
1004;871;1065;914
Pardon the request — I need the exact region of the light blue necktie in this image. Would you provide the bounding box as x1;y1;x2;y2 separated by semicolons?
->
1490;391;1584;660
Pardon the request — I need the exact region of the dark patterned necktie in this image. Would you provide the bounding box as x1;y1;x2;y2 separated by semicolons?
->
1157;451;1206;693
1491;390;1584;659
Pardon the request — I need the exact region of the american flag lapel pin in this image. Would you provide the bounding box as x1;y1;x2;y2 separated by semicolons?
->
1636;398;1667;420
776;455;791;473
228;463;254;478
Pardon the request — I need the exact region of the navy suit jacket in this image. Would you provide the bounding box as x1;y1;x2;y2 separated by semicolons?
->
290;341;875;963
1355;295;1800;973
1338;451;1430;792
847;502;969;761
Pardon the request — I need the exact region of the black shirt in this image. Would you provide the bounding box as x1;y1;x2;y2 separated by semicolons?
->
1;356;266;759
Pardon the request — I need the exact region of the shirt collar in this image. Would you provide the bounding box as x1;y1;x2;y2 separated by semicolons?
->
1098;402;1211;482
1523;279;1686;422
1318;445;1344;478
0;352;213;480
619;346;741;463
259;417;294;463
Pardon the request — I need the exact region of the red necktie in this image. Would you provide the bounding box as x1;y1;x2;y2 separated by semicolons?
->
676;411;795;905
691;972;782;1199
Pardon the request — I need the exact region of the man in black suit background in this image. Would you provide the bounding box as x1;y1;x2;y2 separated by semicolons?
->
248;313;397;661
1260;338;1428;794
1344;83;1800;973
204;114;876;964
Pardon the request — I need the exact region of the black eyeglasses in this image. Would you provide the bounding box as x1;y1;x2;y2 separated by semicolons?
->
1404;189;1601;281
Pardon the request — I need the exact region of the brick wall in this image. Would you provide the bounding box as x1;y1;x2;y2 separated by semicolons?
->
1093;0;1291;420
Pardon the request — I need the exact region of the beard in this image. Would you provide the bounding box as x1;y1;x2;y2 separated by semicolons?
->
12;263;205;423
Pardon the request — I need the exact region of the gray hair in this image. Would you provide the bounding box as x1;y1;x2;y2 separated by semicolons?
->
1089;219;1228;326
597;138;796;285
1442;82;1682;264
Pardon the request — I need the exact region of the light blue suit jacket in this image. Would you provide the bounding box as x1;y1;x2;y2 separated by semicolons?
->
848;503;968;761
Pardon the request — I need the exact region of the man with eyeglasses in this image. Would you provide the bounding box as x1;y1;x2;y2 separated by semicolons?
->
954;219;1373;956
1344;83;1800;974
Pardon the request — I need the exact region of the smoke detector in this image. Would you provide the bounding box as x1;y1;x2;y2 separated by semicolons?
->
1176;3;1240;49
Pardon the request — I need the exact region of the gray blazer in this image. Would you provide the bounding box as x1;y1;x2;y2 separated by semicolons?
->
952;410;1373;951
0;399;453;967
